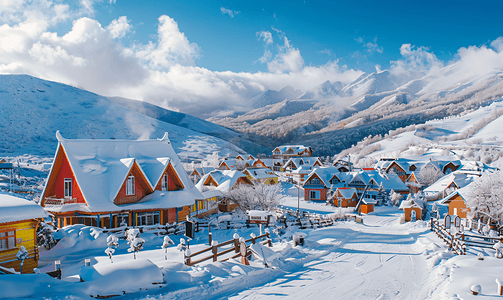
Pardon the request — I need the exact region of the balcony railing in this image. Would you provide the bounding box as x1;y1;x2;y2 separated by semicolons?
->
44;196;78;206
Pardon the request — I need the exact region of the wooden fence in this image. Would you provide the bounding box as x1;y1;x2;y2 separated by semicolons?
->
431;217;503;255
184;232;272;266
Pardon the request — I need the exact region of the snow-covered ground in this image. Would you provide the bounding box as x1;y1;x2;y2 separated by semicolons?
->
3;203;502;300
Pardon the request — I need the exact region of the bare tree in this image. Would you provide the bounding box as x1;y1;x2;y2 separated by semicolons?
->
419;165;443;187
225;182;283;212
202;151;220;168
467;170;503;224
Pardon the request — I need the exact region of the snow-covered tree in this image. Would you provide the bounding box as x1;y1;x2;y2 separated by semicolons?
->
37;222;56;250
467;170;503;225
389;190;401;206
105;235;119;263
162;236;174;260
201;151;221;168
419;165;443;187
126;229;145;259
16;246;28;274
225;181;283;212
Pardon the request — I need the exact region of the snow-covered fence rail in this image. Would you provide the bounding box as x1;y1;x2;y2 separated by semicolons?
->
276;206;346;229
102;223;185;237
185;232;272;266
430;218;466;255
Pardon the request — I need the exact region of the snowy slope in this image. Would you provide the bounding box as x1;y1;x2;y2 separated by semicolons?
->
0;75;245;160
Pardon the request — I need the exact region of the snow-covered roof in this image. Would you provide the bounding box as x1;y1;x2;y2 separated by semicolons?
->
399;200;421;210
336;187;357;199
256;158;275;168
196;169;250;193
274;145;312;155
438;186;472;205
362;198;377;205
244;168;277;179
0;193;49;223
424;171;476;195
42;132;203;213
291;165;315;174
305;166;340;187
190;167;215;176
283;157;321;169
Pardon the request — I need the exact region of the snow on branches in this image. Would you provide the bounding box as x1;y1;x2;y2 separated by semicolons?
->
467;170;503;224
126;229;145;259
224;181;283;212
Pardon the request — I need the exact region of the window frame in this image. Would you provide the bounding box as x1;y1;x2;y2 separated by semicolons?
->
64;178;72;199
161;173;169;191
0;229;16;251
126;175;135;196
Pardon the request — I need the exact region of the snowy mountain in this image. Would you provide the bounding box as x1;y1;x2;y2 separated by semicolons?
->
211;62;503;156
0;75;260;160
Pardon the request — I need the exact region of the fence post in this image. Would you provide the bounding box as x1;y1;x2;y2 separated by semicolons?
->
208;224;212;246
212;240;218;262
185;249;191;266
430;217;434;231
250;233;256;244
266;231;272;247
233;233;240;254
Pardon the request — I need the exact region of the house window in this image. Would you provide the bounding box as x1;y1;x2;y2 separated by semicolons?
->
0;230;16;250
330;177;340;185
299;160;304;165
64;178;72;198
162;173;168;191
136;211;160;226
309;190;320;199
308;178;320;185
126;175;135;195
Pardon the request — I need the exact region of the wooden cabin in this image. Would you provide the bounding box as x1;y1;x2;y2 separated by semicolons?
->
440;191;470;218
0;194;48;273
334;187;358;207
40;132;203;228
399;200;422;222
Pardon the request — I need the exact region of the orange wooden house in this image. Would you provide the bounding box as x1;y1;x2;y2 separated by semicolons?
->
399;200;422;222
439;190;470;218
40;132;204;228
334;187;359;207
0;194;48;273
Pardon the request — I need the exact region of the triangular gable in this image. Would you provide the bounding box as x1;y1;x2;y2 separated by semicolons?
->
406;173;419;184
112;160;153;202
247;155;255;160
190;168;201;177
236;155;245;160
41;144;87;207
304;173;327;188
440;191;466;205
386;161;406;173
154;162;185;191
219;161;231;170
204;175;219;187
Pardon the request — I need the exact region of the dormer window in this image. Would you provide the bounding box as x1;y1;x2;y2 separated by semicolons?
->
330;177;340;185
162;173;168;191
309;178;320;185
126;175;135;195
64;178;72;198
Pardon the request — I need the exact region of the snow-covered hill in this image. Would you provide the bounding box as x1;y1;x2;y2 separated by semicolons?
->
0;75;250;160
211;61;503;156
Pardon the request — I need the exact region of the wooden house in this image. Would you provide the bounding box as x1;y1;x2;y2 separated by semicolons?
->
405;172;422;194
243;168;278;185
189;167;215;183
283;157;322;172
0;194;48;273
333;187;358;207
40;132;203;228
195;170;253;212
385;160;410;183
272;145;313;165
303;166;341;201
439;190;470;218
399;200;422;222
360;197;377;214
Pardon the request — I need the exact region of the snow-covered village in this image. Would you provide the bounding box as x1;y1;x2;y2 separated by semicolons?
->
3;1;503;300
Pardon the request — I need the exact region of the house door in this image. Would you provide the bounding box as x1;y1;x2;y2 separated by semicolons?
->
411;210;416;222
453;208;458;216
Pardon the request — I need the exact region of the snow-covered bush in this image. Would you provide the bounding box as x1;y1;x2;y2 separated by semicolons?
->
162;236;174;260
419;165;443;187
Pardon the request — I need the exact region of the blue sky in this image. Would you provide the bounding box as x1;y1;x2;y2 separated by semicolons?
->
82;0;503;73
2;0;503;117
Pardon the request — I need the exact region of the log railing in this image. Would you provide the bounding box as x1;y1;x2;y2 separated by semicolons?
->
185;232;272;266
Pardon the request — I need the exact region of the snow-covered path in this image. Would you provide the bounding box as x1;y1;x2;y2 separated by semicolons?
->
228;208;431;300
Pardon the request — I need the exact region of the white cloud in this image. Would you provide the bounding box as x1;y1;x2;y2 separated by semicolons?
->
220;7;240;18
320;49;333;56
355;36;383;54
390;44;443;74
135;15;200;69
257;31;273;44
107;16;131;39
